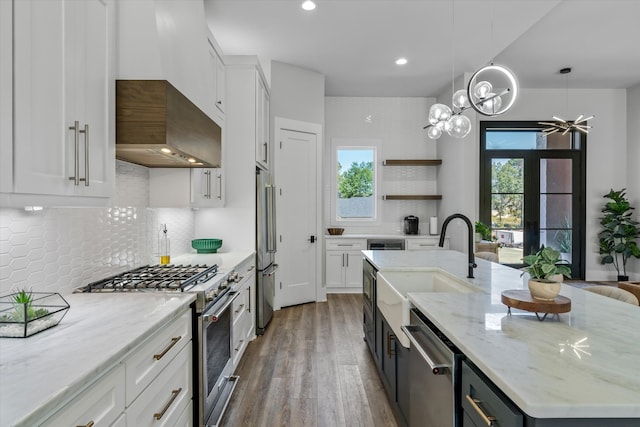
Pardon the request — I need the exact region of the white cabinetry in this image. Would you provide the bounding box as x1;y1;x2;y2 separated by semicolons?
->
255;75;270;170
40;364;125;427
405;237;449;251
231;259;256;369
325;239;367;291
207;35;226;123
191;168;225;208
4;0;115;206
39;309;193;427
149;168;225;208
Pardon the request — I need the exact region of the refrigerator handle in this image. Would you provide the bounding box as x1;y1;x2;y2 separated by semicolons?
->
266;184;277;253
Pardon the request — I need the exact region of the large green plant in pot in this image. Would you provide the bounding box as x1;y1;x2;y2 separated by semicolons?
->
598;188;640;281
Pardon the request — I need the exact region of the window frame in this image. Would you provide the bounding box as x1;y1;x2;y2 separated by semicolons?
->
330;138;382;227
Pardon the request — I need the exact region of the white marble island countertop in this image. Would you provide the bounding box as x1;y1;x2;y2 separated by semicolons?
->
0;292;195;427
363;249;640;420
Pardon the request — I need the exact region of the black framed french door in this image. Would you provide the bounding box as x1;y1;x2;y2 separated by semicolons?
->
479;121;586;278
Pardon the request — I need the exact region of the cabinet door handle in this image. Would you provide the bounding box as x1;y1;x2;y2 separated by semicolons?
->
153;336;181;360
154;388;182;420
217;173;222;199
68;121;80;185
263;142;268;162
205;170;212;199
76;421;94;427
234;303;245;314
386;332;397;356
465;394;497;426
81;124;89;186
234;339;244;352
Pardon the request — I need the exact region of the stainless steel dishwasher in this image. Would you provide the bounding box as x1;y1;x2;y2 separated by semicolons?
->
367;238;405;250
402;308;464;427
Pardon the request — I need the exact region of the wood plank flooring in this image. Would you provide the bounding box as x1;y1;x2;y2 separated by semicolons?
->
220;294;398;427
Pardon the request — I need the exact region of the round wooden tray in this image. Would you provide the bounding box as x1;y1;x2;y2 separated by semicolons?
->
501;290;571;321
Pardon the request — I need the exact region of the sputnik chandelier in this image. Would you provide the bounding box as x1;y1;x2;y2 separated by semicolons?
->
539;68;594;135
424;63;520;140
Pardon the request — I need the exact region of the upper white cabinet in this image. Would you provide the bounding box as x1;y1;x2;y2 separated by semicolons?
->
118;0;224;128
149;168;225;208
207;34;226;123
4;0;115;205
255;75;270;170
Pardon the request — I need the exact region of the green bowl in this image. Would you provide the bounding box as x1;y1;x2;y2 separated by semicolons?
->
191;239;223;254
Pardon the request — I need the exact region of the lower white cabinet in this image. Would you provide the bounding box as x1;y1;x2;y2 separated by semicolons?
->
126;343;192;427
325;238;367;290
39;308;193;427
41;364;125;427
405;237;449;250
232;260;256;369
125;311;192;405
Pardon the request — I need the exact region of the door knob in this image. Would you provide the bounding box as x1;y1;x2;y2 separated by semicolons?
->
308;235;316;243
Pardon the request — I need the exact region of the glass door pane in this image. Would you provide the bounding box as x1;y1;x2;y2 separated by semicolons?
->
539;158;573;263
490;158;524;264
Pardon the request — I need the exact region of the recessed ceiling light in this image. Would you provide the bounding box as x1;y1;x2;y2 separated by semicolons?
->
302;1;316;11
395;58;408;66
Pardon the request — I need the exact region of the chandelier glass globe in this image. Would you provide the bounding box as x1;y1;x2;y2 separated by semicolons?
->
426;126;442;140
452;89;470;109
446;115;471;138
473;81;493;99
428;103;452;125
479;94;502;115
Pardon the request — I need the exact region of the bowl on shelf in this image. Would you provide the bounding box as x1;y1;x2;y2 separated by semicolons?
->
191;239;223;253
327;227;344;236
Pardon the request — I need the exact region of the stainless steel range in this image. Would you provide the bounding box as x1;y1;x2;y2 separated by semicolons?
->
75;263;241;427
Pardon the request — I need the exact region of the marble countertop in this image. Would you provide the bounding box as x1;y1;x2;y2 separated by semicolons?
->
363;249;640;419
0;292;196;427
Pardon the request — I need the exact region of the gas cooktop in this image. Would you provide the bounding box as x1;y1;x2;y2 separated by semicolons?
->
75;264;219;293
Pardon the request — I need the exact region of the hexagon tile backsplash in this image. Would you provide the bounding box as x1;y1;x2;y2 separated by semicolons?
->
0;161;195;295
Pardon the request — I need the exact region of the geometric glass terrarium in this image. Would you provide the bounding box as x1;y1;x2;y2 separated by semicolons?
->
0;291;70;338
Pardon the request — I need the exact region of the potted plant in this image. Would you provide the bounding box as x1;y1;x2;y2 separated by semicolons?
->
522;246;571;301
598;188;640;281
475;221;492;242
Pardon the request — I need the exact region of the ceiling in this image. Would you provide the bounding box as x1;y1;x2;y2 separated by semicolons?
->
204;0;640;97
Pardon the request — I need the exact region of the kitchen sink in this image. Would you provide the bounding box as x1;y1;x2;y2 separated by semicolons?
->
377;269;481;347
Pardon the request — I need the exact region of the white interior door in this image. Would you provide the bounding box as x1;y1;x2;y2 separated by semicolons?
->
276;128;317;308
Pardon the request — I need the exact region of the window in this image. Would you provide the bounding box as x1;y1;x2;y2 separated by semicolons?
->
331;138;380;225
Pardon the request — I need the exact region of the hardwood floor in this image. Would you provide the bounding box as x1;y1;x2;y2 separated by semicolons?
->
220;294;399;427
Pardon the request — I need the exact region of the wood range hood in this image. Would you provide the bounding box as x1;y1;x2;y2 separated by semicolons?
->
116;80;221;168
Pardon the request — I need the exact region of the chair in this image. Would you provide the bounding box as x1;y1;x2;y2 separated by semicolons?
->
476;251;499;263
584;285;639;306
618;281;640;302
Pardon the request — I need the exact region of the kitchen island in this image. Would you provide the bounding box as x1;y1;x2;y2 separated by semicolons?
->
363;249;640;422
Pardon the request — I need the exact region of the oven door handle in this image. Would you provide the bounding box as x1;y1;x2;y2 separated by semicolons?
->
203;291;240;323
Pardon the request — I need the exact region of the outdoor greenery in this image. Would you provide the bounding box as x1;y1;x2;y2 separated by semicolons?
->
338;161;373;199
598;188;640;279
491;159;523;227
522;246;571;281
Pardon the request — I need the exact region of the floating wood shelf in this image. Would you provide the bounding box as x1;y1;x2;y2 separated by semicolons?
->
382;195;442;201
383;159;442;166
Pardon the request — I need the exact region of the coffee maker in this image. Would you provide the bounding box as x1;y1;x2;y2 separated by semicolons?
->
404;216;419;235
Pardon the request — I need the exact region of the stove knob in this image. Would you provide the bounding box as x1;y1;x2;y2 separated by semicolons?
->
205;290;216;301
220;281;229;289
229;272;239;281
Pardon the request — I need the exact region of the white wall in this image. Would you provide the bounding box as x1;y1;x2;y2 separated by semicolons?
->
324;97;438;235
626;84;640;277
438;83;634;280
270;61;325;127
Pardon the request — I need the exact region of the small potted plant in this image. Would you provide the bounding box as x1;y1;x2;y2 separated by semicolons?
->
522;246;571;301
0;288;69;338
475;221;493;242
598;188;640;281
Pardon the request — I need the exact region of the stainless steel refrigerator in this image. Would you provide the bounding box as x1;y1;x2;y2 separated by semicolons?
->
256;168;277;334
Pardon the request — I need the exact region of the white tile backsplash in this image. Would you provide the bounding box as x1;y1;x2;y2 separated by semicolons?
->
0;161;195;295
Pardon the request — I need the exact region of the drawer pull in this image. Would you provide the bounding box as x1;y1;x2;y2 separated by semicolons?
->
234;339;244;352
153;336;181;361
154;388;182;420
77;421;94;427
234;303;245;314
465;394;496;426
